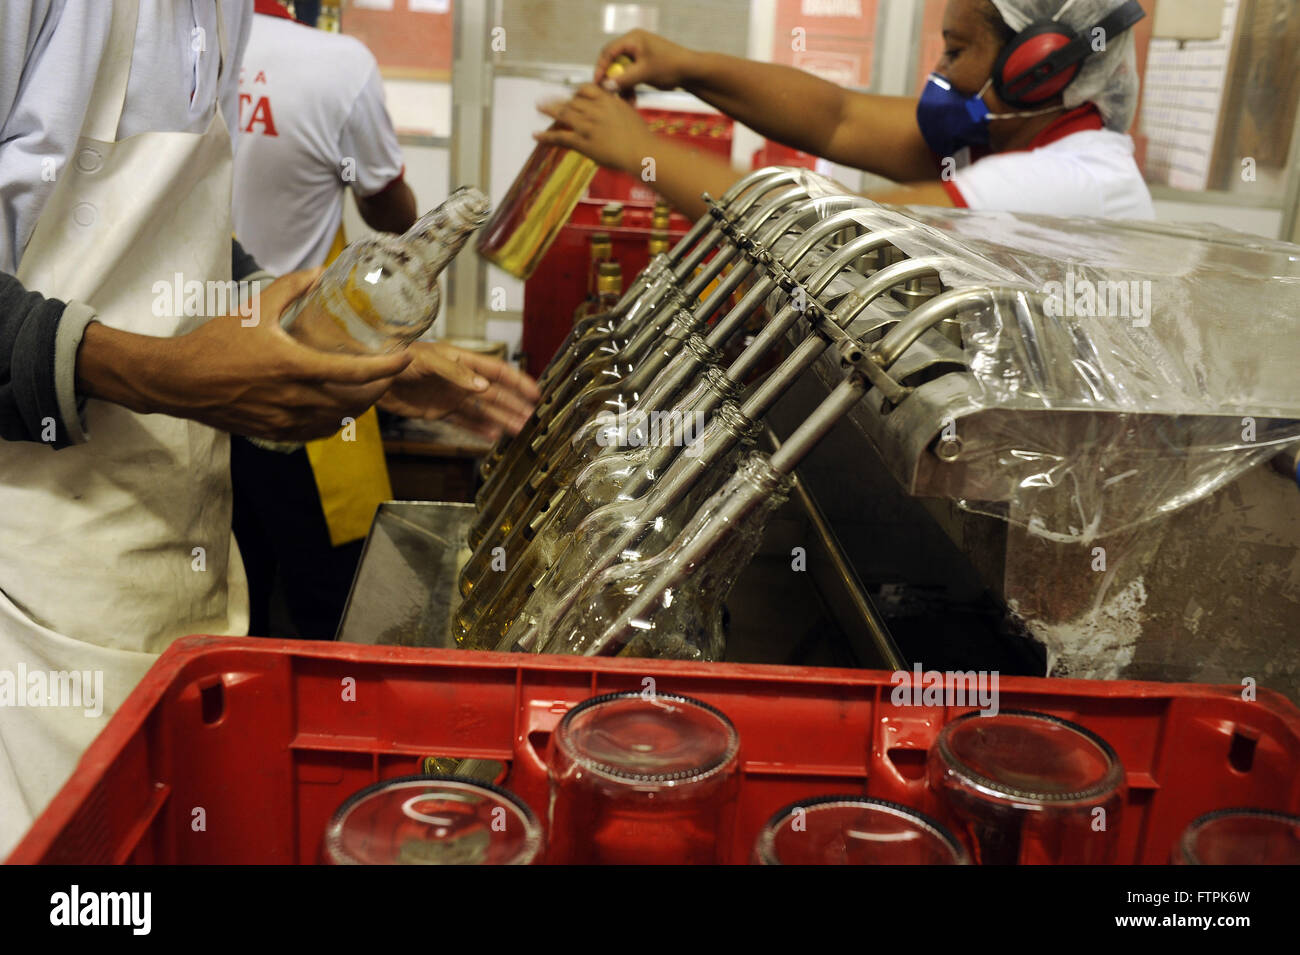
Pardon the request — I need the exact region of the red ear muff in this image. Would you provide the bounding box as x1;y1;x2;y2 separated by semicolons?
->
992;21;1082;108
990;2;1146;112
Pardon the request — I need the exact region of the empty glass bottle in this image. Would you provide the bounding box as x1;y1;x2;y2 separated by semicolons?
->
282;186;490;354
535;452;793;659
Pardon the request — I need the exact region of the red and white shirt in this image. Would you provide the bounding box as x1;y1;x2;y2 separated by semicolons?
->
232;0;406;274
942;105;1155;220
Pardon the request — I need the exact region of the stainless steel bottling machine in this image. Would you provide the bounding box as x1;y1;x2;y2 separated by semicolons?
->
339;167;1300;702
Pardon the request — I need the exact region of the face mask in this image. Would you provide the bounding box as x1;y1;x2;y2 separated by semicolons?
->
915;73;1061;159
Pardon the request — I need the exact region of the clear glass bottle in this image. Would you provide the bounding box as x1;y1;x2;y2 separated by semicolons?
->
532;266;677;400
281;186;490;354
463;439;754;652
534;452;792;659
481;258;678;479
252;187;488;452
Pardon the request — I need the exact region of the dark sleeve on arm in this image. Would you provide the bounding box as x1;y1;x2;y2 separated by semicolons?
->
0;271;91;449
232;238;264;282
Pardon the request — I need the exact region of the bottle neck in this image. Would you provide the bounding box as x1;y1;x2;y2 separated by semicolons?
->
405;187;491;277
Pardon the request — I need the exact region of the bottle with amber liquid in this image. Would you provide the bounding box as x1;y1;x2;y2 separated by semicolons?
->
476;58;632;279
577;231;612;312
652;200;671;231
575;259;621;329
599;202;624;228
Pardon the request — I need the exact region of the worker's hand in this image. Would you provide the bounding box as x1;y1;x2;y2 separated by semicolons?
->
378;341;540;440
122;268;412;441
595;29;692;92
536;84;655;176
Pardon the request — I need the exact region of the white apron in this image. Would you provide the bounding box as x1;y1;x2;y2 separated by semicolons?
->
0;2;248;857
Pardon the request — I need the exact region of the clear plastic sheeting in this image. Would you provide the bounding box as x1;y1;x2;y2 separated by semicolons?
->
796;202;1300;543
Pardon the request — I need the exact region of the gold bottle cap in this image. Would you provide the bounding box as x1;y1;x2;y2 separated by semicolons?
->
600;203;624;227
648;230;670;255
590;231;612;257
607;55;632;80
596;261;623;294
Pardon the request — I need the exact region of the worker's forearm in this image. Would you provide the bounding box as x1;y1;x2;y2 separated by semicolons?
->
632;137;744;220
76;323;171;416
868;181;955;208
681;52;935;182
682;52;850;157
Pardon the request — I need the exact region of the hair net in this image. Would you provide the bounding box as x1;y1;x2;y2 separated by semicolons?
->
989;0;1142;133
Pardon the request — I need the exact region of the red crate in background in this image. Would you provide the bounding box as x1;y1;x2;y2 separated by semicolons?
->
517;107;730;377
520;199;691;378
10;636;1300;865
587;107;734;203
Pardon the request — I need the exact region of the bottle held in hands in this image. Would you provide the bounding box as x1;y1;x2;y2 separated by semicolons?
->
252;187;490;451
475;57;632;279
281;186;491;354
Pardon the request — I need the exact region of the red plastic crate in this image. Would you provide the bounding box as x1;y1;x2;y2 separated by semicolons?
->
9;636;1300;865
520;200;691;378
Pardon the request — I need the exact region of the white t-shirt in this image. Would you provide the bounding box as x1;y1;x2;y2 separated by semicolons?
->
231;12;405;275
0;0;252;274
947;124;1156;221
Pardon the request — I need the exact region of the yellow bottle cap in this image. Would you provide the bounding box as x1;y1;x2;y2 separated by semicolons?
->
596;261;623;294
607;54;632;80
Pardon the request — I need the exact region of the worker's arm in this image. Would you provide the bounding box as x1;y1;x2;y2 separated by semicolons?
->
0;271;89;447
75;269;412;442
869;182;956;208
355;176;418;234
227;243;536;439
596;30;941;184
